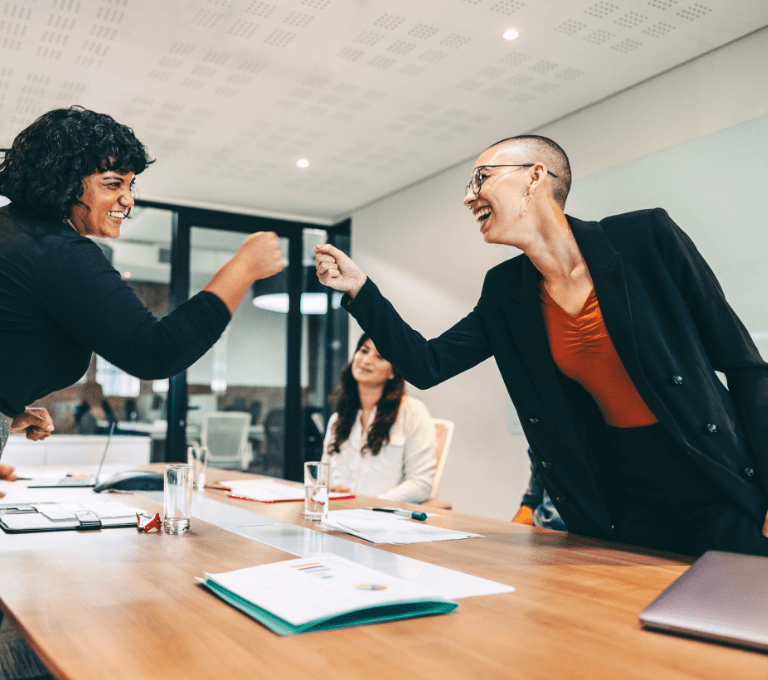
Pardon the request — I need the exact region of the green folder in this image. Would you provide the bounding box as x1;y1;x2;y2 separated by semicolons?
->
200;555;458;636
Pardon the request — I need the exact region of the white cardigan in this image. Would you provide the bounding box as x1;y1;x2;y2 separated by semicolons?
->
321;396;437;503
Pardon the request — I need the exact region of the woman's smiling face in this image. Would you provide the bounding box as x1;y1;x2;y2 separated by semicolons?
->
351;338;395;388
68;170;135;239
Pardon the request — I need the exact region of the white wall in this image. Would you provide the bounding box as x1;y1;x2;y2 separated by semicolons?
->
349;27;768;520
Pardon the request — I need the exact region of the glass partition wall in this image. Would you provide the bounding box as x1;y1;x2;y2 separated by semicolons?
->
133;200;350;482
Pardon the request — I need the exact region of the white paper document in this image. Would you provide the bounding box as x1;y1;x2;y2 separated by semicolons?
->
220;479;353;503
321;509;482;544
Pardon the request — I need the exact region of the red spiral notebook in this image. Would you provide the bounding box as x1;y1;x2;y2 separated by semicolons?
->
216;479;355;503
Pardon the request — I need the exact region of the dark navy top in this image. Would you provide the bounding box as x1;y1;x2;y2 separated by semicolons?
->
0;203;230;417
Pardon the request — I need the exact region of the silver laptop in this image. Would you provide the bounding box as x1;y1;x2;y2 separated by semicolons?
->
27;422;115;488
640;550;768;652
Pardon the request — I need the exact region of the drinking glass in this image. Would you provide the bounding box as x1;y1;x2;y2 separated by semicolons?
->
163;464;193;534
304;461;330;521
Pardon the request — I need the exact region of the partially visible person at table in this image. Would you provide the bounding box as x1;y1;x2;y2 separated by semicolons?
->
315;134;768;557
321;334;437;504
0;105;283;467
0;407;54;498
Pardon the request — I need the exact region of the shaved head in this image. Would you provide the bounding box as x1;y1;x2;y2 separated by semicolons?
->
487;135;571;208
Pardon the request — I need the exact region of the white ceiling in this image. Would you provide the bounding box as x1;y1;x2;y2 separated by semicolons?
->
1;0;767;222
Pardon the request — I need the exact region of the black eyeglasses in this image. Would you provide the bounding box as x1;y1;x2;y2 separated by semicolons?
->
465;164;558;196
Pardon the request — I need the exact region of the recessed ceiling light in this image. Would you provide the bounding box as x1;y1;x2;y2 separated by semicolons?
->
296;159;309;168
503;28;520;40
123;271;132;278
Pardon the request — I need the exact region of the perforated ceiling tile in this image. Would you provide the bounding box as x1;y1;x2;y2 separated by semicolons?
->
399;63;425;76
190;9;223;28
611;37;643;51
531;81;558;93
368;55;395;69
506;73;532;86
336;45;364;62
387;39;416;55
554;67;585;80
642;21;675;36
418;49;447;63
554;19;587;35
373;13;405;30
647;0;680;8
264;29;296;47
584;1;619;18
482;86;509;97
500;51;530;66
456;79;482;91
245;1;276;18
478;66;504;78
440;33;471;48
528;59;558;74
490;0;525;15
354;30;384;46
408;23;439;39
615;11;648;28
677;3;712;19
227;19;259;39
583;28;615;43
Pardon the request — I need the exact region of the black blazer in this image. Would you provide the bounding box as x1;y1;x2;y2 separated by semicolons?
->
344;208;768;540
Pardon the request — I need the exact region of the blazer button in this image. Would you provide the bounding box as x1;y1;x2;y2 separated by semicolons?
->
744;467;755;478
529;417;540;425
705;423;718;434
541;461;552;470
670;375;683;386
555;496;567;504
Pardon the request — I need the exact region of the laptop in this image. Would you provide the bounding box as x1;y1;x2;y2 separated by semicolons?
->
27;422;116;488
640;550;768;652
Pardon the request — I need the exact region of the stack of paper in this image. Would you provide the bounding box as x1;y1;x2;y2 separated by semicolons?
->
219;479;354;503
321;509;482;544
200;554;458;635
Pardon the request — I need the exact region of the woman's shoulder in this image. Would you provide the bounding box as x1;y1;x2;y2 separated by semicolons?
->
399;395;432;421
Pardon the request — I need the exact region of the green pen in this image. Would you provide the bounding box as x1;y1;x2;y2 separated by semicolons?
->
367;507;428;521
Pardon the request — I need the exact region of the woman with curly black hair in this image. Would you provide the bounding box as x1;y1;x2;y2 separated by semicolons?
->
321;334;437;503
0;106;283;468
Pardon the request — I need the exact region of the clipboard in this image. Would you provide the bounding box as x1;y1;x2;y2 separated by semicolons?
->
0;501;141;534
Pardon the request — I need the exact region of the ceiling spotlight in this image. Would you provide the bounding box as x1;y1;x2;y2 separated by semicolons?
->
503;28;520;40
296;159;309;168
123;271;132;278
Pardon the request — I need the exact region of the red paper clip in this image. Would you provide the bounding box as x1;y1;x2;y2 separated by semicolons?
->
136;512;162;533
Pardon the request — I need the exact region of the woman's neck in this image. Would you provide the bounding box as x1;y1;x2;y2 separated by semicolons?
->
357;384;383;430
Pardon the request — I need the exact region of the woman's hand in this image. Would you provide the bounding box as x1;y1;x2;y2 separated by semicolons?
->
204;232;284;314
235;231;284;282
314;245;367;299
0;463;17;498
11;407;54;441
330;484;351;494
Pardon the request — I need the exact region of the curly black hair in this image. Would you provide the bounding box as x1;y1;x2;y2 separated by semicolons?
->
0;105;154;222
327;333;406;457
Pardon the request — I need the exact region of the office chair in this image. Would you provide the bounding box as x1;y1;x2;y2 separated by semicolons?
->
200;412;252;471
424;418;454;510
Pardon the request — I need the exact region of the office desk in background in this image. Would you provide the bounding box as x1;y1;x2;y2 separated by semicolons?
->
0;466;766;680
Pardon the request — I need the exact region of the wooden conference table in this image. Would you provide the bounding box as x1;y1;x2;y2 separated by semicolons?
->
1;466;766;680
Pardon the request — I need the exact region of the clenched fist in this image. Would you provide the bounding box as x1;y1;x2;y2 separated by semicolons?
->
237;231;284;282
314;244;366;298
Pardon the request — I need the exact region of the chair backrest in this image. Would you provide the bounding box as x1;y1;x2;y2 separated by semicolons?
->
430;419;454;501
201;412;251;465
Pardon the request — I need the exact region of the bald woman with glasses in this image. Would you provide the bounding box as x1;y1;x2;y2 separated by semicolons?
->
316;134;768;558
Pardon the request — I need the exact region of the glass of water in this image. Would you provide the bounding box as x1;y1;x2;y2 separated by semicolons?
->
304;461;330;521
163;464;194;534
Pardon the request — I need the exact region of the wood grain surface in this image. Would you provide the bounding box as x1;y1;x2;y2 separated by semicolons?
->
1;465;766;680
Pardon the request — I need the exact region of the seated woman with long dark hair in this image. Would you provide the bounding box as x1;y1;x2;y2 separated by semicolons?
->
321;334;437;504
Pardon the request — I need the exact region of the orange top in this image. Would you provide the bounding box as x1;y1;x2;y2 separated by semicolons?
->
541;285;657;428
